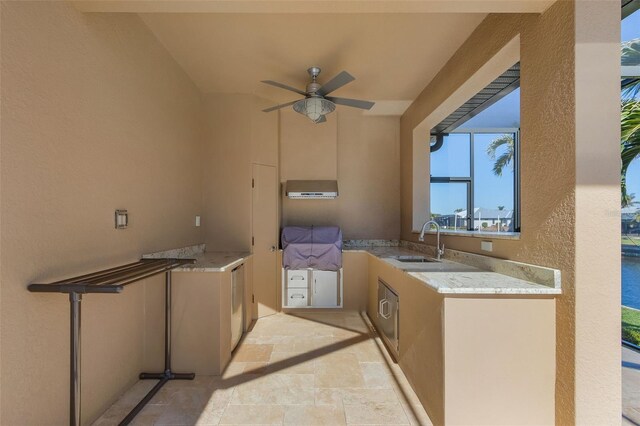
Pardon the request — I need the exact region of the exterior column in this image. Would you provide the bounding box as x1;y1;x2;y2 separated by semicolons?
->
574;0;621;422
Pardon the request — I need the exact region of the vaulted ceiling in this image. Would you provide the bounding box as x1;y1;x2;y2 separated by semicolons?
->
138;13;486;105
74;0;555;109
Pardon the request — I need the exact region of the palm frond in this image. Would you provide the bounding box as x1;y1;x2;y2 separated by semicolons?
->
621;100;640;207
492;151;513;177
486;134;515;176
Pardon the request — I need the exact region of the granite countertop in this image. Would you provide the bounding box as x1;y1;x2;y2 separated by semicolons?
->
345;246;561;295
175;252;251;272
143;244;251;272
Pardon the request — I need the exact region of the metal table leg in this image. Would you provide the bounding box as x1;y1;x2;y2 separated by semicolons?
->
70;292;81;426
119;271;194;425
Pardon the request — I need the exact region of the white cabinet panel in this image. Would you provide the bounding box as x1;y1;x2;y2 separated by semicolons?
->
312;270;339;307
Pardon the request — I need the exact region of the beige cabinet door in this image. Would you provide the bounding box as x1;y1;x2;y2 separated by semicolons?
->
252;164;278;318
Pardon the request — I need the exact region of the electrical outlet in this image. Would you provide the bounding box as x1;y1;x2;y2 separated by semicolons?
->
195;215;201;227
481;240;493;252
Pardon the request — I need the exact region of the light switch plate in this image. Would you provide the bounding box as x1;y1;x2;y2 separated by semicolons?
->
195;215;201;227
115;209;128;229
481;240;493;252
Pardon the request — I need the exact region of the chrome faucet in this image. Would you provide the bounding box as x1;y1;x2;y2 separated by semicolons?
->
418;220;445;260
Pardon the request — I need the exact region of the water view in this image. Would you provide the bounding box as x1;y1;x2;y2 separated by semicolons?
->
623;257;640;310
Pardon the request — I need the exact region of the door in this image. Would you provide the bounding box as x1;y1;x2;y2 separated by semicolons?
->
252;164;278;318
231;265;244;350
312;270;338;307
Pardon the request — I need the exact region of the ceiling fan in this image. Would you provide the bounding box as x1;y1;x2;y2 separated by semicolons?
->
261;67;375;123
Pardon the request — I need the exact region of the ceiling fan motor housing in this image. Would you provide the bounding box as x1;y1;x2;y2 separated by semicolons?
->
306;82;322;94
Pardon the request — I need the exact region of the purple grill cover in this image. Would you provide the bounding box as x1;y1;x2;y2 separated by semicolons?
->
281;226;343;270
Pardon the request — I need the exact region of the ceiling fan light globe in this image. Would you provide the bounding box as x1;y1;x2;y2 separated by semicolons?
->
293;97;335;123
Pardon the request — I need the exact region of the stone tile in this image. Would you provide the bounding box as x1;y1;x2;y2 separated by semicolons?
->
360;362;395;388
315;353;365;388
238;361;270;374
315;388;400;407
203;385;235;410
129;403;167;425
231;374;315;405
267;351;316;374
283;405;347;425
154;408;201;425
195;406;225;425
219;404;285;425
344;402;410;425
92;404;131;426
293;336;337;353
232;344;274;362
94;312;433;426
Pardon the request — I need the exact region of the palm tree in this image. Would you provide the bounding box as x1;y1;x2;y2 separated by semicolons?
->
621;38;640;207
486;134;515;176
622;38;640;100
622;192;638;208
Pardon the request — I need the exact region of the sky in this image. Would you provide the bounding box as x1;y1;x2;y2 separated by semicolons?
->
623;9;640;205
622;9;640;43
431;10;640;216
431;94;517;215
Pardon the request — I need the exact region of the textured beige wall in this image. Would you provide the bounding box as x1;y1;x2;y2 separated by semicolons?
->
444;297;556;425
0;2;203;424
400;1;620;422
202;94;278;251
281;109;400;239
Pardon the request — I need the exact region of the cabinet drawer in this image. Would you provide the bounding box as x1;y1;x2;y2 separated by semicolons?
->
286;270;309;289
286;288;309;307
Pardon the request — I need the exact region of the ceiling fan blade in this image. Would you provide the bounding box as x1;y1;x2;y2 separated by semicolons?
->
261;80;307;96
325;96;375;110
262;99;301;113
316;71;355;96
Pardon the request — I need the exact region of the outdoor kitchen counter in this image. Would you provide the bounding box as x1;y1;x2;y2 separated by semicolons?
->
143;244;251;272
345;245;561;295
171;252;251;272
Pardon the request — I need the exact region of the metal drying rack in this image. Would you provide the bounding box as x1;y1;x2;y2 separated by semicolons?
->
28;258;196;426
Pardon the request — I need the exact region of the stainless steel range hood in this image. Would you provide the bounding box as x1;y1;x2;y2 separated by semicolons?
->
285;180;338;199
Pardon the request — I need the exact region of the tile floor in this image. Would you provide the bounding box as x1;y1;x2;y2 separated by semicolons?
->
93;311;432;425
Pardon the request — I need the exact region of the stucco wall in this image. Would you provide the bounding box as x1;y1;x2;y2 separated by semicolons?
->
0;2;203;424
201;93;279;252
400;1;621;422
281;109;401;240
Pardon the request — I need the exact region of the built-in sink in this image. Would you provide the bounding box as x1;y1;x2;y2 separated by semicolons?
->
387;255;439;263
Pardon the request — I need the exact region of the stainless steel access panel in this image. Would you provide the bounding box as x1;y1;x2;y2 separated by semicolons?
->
377;279;399;357
231;264;245;351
